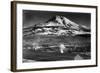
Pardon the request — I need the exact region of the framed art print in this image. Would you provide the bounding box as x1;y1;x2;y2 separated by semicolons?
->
11;1;98;72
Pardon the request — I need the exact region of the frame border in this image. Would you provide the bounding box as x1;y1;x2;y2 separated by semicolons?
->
11;1;98;72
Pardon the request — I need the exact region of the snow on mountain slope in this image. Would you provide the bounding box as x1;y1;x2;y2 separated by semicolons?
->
23;16;90;36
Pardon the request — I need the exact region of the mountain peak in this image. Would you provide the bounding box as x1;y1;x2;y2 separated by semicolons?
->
46;15;80;30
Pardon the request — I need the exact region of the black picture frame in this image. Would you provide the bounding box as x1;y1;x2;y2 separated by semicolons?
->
11;1;98;72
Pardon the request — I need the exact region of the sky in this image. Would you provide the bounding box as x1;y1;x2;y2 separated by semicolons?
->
23;10;91;28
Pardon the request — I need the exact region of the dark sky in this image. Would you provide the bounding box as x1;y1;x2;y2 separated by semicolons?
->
23;10;91;28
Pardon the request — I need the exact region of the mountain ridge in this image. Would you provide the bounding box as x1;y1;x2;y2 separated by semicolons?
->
23;16;90;36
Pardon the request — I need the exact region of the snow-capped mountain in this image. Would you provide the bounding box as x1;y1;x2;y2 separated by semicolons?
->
46;16;80;30
23;16;90;36
34;16;80;30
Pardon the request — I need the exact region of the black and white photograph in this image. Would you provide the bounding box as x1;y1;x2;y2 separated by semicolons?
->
11;1;97;72
23;10;91;62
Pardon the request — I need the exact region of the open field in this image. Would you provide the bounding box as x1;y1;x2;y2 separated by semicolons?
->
23;49;90;62
23;34;91;62
23;34;90;47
